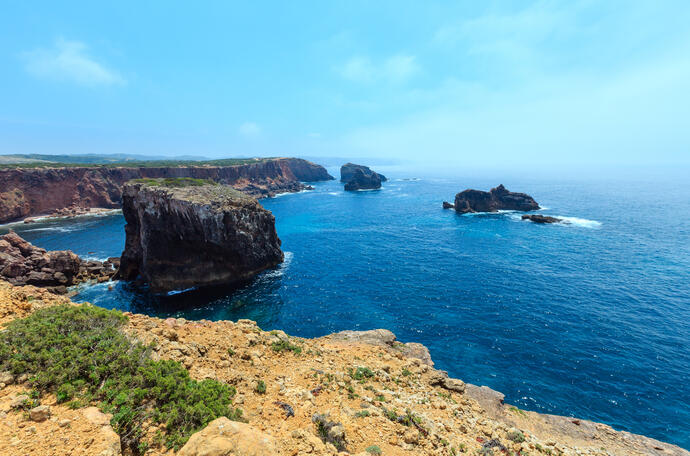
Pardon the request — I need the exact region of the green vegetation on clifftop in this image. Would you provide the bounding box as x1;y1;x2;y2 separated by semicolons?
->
131;177;219;188
0;305;242;453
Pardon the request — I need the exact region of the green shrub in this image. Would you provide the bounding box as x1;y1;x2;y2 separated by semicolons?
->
355;410;371;418
350;366;375;381
271;339;302;354
0;304;242;453
507;430;526;443
255;380;266;394
366;445;382;454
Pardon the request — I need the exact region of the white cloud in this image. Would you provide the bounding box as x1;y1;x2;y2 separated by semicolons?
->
238;122;261;136
338;54;419;84
23;38;125;86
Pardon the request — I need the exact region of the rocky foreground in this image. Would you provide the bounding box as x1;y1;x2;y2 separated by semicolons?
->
0;232;117;294
0;281;686;456
118;179;283;292
0;158;333;224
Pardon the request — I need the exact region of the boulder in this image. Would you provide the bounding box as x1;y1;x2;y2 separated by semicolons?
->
442;201;455;209
118;180;283;292
452;185;539;214
341;163;386;191
29;405;51;422
522;214;562;224
178;417;277;456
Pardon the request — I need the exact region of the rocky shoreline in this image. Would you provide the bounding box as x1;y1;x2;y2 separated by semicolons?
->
0;232;117;294
0;158;333;224
0;281;686;456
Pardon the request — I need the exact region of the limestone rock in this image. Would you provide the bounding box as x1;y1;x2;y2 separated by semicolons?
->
29;405;51;422
178;417;277;456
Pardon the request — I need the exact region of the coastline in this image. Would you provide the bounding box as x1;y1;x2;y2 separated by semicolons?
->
0;280;686;456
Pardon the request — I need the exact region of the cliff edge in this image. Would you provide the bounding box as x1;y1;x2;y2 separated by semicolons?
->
0;281;686;456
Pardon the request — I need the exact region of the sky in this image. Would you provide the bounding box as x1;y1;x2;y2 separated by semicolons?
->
1;1;689;168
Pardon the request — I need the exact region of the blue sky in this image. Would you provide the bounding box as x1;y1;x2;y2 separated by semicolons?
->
1;1;689;167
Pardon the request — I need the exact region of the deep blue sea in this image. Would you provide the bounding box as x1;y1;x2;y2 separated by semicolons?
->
3;166;689;449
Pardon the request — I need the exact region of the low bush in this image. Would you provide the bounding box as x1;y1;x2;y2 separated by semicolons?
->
0;304;242;453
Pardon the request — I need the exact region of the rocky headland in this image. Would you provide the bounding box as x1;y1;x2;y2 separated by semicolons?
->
117;179;283;293
0;231;117;294
341;163;387;191
0;280;687;456
0;158;333;224
450;185;540;214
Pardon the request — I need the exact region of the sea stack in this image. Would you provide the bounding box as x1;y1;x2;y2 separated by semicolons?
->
117;178;283;292
452;184;540;214
340;163;387;191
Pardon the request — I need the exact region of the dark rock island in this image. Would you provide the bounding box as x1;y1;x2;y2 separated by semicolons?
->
447;184;540;213
522;214;563;224
340;163;387;191
117;178;283;293
0;231;117;294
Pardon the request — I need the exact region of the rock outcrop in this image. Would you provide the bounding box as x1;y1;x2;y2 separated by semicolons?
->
178;417;277;456
117;180;283;292
0;232;116;293
340;163;386;191
453;184;540;214
522;214;562;224
442;201;455;209
0;158;333;223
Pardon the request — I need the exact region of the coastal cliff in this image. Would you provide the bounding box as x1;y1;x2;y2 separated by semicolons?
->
118;179;283;292
0;281;686;456
0;158;333;224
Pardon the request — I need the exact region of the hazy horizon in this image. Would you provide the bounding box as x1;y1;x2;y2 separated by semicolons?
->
2;1;689;167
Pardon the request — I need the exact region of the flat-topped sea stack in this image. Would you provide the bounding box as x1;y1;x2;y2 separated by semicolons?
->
0;157;333;224
340;163;387;191
118;178;283;292
451;184;540;213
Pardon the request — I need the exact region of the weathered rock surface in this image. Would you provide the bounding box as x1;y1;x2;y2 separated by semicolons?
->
341;163;386;191
178;417;277;456
522;214;562;224
0;232;116;293
0;158;333;223
118;181;283;292
453;184;540;214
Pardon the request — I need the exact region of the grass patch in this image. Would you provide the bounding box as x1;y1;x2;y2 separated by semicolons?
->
0;304;242;453
507;430;526;443
509;406;527;416
366;445;382;454
355;410;371;418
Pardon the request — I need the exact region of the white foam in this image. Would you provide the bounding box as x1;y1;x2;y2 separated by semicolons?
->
260;251;293;279
554;216;602;228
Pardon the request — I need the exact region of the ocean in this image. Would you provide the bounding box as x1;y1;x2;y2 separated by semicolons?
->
3;165;689;449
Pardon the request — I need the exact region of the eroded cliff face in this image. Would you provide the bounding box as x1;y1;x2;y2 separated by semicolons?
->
118;181;283;292
0;158;333;223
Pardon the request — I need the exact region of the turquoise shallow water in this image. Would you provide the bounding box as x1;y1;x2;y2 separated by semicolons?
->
3;167;689;449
